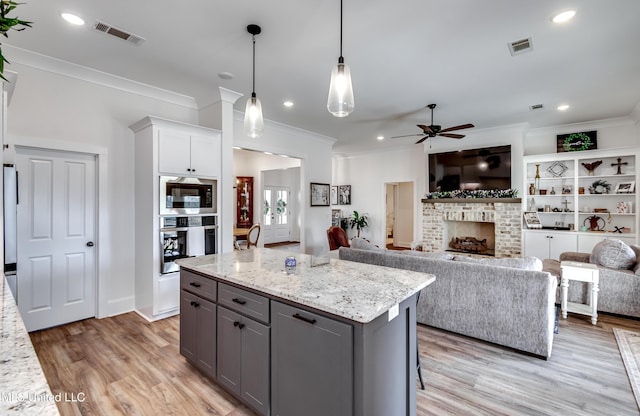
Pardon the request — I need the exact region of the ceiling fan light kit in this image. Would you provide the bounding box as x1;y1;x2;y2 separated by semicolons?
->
244;24;264;138
327;0;354;117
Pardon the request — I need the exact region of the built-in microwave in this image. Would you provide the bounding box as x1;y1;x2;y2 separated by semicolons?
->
160;176;217;215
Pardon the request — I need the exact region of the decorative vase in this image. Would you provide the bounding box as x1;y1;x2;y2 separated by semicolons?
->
535;164;541;194
529;183;535;195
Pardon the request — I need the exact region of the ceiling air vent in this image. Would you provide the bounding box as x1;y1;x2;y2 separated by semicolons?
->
530;104;544;111
508;37;533;56
94;21;145;46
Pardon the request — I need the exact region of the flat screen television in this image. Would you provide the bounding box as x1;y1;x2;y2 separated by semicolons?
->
428;145;511;192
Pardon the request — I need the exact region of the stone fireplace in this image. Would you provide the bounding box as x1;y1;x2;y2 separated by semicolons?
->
421;198;522;258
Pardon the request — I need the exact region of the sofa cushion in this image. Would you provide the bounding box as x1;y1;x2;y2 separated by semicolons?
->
453;255;543;271
400;250;454;260
350;237;384;251
590;238;636;270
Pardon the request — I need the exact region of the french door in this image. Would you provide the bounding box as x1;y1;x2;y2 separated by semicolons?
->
263;186;290;244
16;147;97;331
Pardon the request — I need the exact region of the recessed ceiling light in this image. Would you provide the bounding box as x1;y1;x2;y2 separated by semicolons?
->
552;10;576;23
61;12;85;26
557;104;570;111
283;101;294;108
377;136;384;141
218;72;234;80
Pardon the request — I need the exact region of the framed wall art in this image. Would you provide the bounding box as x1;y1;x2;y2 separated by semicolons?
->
339;185;351;205
615;181;635;194
310;182;330;206
331;186;338;205
556;130;597;153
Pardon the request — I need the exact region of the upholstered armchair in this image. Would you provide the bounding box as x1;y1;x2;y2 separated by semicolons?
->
327;226;350;250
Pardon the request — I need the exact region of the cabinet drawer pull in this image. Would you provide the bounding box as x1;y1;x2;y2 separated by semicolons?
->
189;282;201;288
190;301;200;307
232;298;247;305
293;313;317;325
233;321;245;329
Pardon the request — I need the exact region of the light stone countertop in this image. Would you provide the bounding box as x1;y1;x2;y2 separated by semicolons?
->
177;248;436;323
0;276;59;415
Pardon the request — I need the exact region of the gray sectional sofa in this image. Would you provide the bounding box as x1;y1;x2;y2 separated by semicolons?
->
338;247;557;358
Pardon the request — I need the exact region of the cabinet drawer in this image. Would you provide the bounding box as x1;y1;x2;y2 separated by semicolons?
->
218;283;269;324
181;270;217;302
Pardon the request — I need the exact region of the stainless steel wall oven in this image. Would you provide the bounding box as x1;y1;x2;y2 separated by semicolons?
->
160;215;217;274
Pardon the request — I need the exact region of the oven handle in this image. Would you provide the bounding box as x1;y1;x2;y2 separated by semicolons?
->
161;227;190;232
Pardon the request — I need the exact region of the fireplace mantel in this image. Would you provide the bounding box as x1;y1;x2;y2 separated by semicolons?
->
421;198;521;204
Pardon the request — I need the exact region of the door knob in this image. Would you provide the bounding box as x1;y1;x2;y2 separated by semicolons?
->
86;242;94;247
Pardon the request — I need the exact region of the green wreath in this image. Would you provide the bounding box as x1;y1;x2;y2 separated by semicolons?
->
589;179;611;194
563;132;592;152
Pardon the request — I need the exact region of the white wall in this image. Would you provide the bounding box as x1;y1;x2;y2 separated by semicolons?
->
5;62;199;317
232;114;336;255
332;147;425;247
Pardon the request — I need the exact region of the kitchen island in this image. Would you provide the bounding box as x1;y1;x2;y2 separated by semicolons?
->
177;248;435;416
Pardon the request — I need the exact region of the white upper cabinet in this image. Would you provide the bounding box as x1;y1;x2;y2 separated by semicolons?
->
158;129;221;178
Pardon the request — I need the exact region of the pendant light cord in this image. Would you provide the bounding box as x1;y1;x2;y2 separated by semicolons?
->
339;0;343;59
252;34;256;96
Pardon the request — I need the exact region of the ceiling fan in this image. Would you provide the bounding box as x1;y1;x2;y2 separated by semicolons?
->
391;104;475;144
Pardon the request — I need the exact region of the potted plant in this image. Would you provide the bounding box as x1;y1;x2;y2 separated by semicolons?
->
349;210;368;238
0;1;32;81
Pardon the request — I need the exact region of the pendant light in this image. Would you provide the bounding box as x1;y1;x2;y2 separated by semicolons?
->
327;0;354;117
244;24;264;138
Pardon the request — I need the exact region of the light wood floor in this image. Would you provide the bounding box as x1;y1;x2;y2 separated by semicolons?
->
30;311;640;415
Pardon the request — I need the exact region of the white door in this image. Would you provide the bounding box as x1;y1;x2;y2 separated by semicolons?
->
263;186;290;244
16;148;97;332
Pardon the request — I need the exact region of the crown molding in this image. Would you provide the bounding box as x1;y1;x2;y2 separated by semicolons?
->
4;44;198;109
527;116;635;136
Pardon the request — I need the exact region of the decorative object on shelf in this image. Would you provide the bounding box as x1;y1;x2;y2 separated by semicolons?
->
0;1;32;82
539;189;547;195
557;130;597;152
578;186;585;194
327;0;355;117
581;160;603;176
349;210;368;237
611;157;628;175
616;201;632;213
244;24;264;138
589;179;611;194
534;164;541;193
561;199;571;211
550;187;556;195
528;197;536;211
562;185;572;195
523;211;542;229
614;181;635;194
547;161;568;177
529;183;535;195
544;205;551;212
584;215;606;231
613;226;631;233
310;182;331;206
338;185;351;205
423;189;519;199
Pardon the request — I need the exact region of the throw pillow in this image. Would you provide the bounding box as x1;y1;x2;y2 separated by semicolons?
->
350;237;384;251
630;245;640;276
590;238;636;269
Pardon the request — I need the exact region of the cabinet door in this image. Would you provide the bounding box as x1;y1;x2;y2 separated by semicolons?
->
240;317;270;415
271;301;352;416
179;290;198;362
217;306;242;394
549;232;578;260
190;134;220;178
158;129;192;175
524;232;552;260
195;296;217;379
155;272;179;314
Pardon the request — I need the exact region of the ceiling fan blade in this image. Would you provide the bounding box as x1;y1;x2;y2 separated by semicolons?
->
417;124;434;135
440;123;475;133
439;133;465;139
391;133;424;139
415;136;429;144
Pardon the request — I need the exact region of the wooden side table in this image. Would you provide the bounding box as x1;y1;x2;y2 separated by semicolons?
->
560;261;600;325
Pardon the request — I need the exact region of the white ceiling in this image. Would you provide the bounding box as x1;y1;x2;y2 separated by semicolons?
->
5;0;640;154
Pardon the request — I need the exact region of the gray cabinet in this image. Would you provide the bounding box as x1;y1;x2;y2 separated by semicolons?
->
217;306;270;415
271;300;353;416
180;290;216;379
